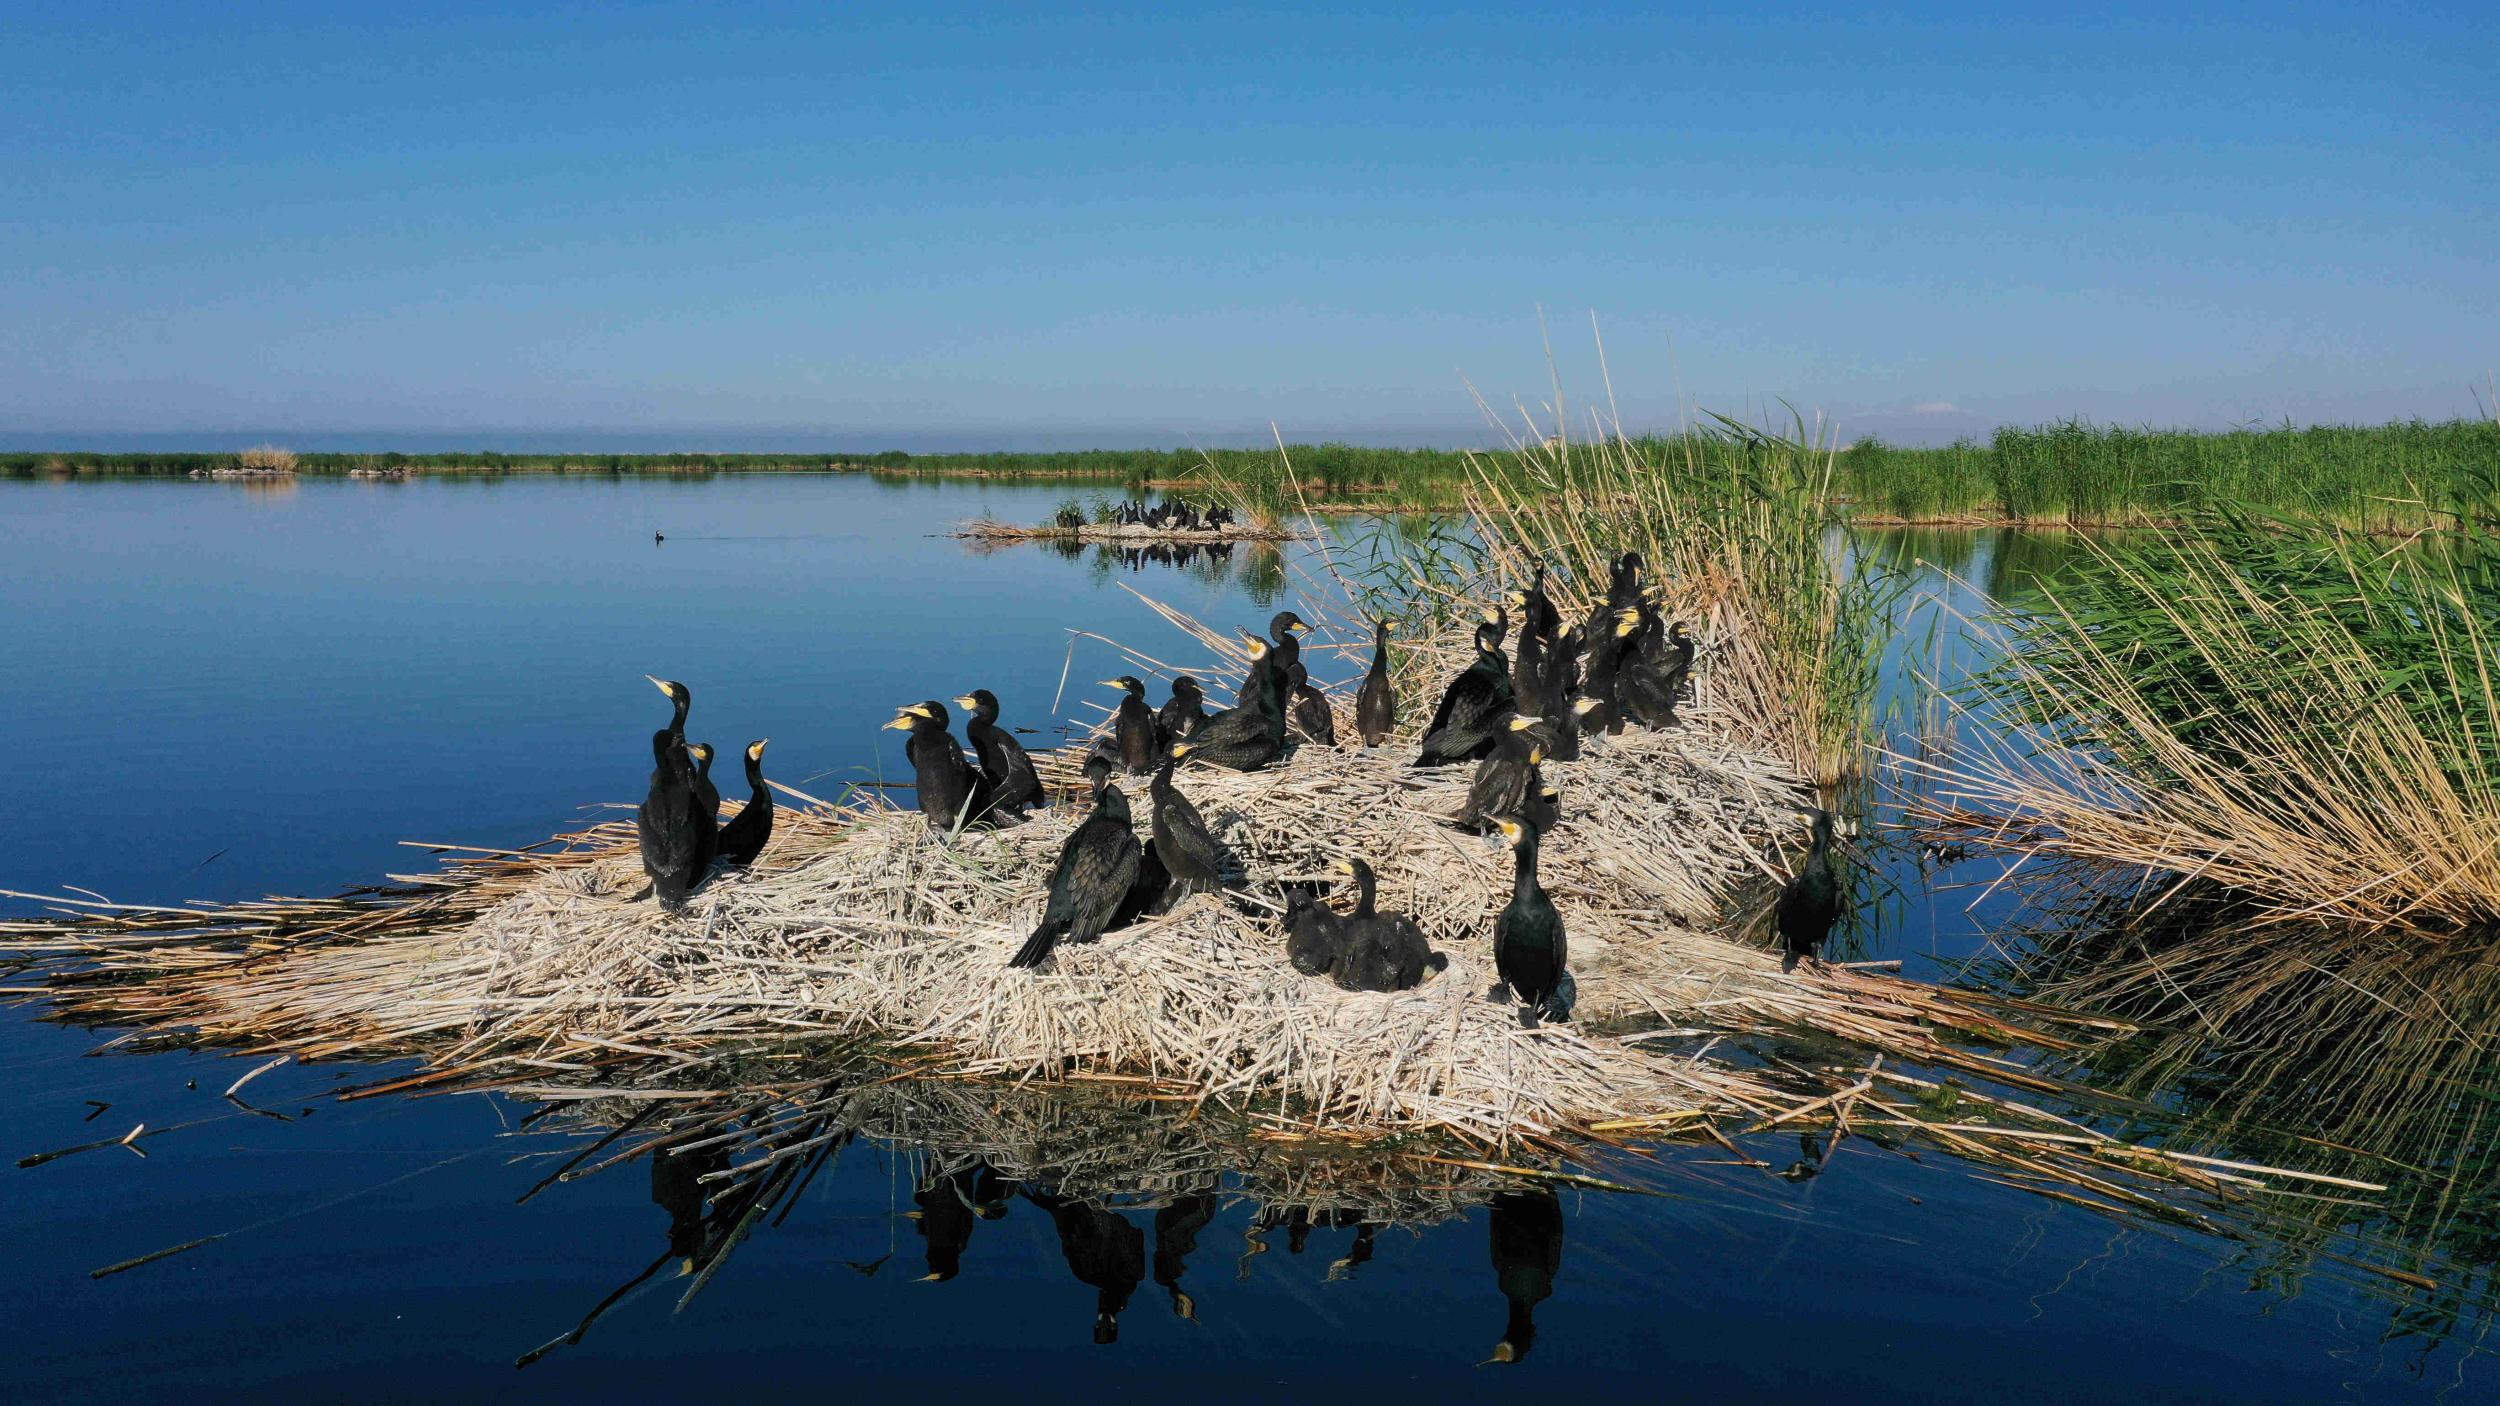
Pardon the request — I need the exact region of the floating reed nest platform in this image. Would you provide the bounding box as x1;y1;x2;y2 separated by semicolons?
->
954;518;1306;544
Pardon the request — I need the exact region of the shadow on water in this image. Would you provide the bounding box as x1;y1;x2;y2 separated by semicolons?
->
964;534;1290;606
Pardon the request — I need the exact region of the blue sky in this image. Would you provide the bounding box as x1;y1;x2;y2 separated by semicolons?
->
4;2;2492;448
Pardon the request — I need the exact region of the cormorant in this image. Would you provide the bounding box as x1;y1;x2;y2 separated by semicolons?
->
1152;1194;1220;1320
1025;1190;1146;1345
1576;605;1641;735
1328;858;1446;992
885;701;992;834
1416;610;1515;766
1514;564;1562;651
1542;626;1586;761
1114;834;1170;928
686;742;723;835
1103;675;1161;773
653;531;664;544
1264;610;1313;679
1285;660;1336;746
1283;882;1342;977
956;689;1044;818
636;677;715;907
1490;816;1570;1026
1182;635;1286;772
1776;809;1843;971
1009;781;1144;968
1484;1189;1564;1364
715;739;774;867
1355;616;1397;746
1457;714;1547;834
1661;620;1697;702
1157;675;1210;742
1149;747;1224;905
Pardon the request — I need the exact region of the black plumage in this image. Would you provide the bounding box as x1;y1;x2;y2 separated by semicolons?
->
956;689;1044;818
1009;781;1144;969
636;676;717;907
1025;1189;1145;1346
1285;660;1336;746
1151;1194;1219;1320
1485;1189;1564;1365
1355;616;1398;746
1149;749;1224;904
1283;883;1342;977
1328;858;1445;992
1263;610;1312;681
1575;605;1641;735
1458;715;1548;834
887;701;992;834
1157;675;1210;742
715;739;774;867
1103;675;1161;773
912;1163;995;1283
1542;626;1586;761
1490;816;1570;1026
1416;612;1515;766
1183;636;1286;772
1776;809;1843;971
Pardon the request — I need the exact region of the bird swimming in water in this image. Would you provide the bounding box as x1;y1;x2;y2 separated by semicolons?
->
653;531;664;544
1327;858;1446;992
1149;746;1224;906
1776;808;1843;971
1355;616;1397;746
714;739;774;867
1458;714;1547;834
886;701;992;834
1285;660;1336;746
1103;676;1161;773
1490;815;1570;1026
1416;609;1516;766
1484;1189;1564;1365
956;689;1043;819
1009;780;1144;968
1156;675;1209;743
635;677;715;907
1182;635;1285;772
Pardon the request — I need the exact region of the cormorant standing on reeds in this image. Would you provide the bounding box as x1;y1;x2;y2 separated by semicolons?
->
1286;660;1336;746
637;677;715;907
1260;610;1314;687
1457;714;1547;835
1184;635;1286;772
956;689;1043;819
1417;611;1515;766
1149;746;1224;906
715;739;774;867
1010;780;1143;969
1157;675;1210;743
1777;809;1843;971
1102;676;1161;773
1543;626;1586;761
1284;882;1343;977
886;701;992;835
1491;816;1570;1026
1026;1189;1146;1345
1484;1189;1563;1364
1328;858;1446;992
1356;617;1398;746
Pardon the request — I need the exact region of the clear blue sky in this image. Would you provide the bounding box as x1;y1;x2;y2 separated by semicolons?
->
5;2;2492;449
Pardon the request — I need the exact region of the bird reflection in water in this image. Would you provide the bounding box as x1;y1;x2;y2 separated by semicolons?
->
1025;1188;1147;1344
912;1162;1015;1282
1151;1192;1220;1319
652;1143;732;1272
1485;1189;1563;1365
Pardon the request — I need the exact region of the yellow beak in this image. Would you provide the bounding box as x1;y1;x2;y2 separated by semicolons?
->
952;695;978;710
884;715;916;731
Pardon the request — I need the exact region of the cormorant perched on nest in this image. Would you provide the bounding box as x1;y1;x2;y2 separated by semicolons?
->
1457;713;1547;834
1183;635;1286;772
886;701;991;835
1102;675;1161;773
1416;609;1515;766
1541;625;1586;761
956;688;1043;818
1009;779;1143;968
1285;659;1336;746
686;742;722;833
1284;881;1343;978
1328;858;1446;992
1157;675;1210;742
1355;616;1397;746
1490;815;1571;1026
1484;1189;1564;1365
714;739;774;867
1575;605;1641;735
635;676;715;907
1149;746;1224;905
1777;809;1843;971
1259;610;1314;685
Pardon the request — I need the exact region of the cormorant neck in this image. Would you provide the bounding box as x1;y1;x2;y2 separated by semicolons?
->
1511;835;1542;890
1353;866;1376;918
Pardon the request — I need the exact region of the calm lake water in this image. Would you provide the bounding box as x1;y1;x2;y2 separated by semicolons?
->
2;474;2489;1402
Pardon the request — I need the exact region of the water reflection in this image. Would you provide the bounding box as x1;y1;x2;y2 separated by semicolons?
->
971;533;1289;605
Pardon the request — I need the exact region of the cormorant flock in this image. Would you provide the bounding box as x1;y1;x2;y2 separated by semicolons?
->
634;552;1844;1024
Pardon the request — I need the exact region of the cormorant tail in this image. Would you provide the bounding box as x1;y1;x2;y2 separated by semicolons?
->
1009;923;1061;970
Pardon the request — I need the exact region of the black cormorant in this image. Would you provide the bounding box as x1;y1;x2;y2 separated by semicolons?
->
1457;714;1546;834
1103;676;1161;773
1484;1189;1563;1364
1328;858;1446;992
1576;605;1642;735
1284;883;1341;977
1491;816;1570;1026
1355;617;1397;746
1157;675;1210;742
686;741;723;834
1149;747;1224;905
1263;610;1313;681
1416;611;1515;766
1542;626;1586;761
715;739;774;867
1182;636;1285;772
1025;1189;1146;1345
886;701;992;835
1776;809;1843;971
1009;781;1144;968
637;714;712;908
956;689;1044;818
1285;660;1336;746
